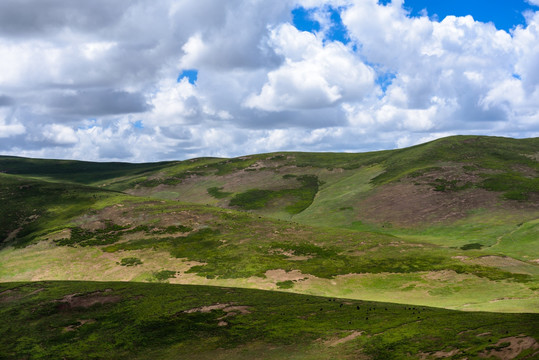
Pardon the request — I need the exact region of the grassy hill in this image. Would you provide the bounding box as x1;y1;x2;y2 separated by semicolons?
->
1;281;538;360
0;135;538;358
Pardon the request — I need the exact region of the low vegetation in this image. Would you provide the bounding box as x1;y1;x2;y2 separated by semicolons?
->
0;135;538;358
1;281;537;360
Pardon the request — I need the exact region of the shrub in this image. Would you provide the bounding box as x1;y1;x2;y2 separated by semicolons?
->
153;270;177;281
207;187;232;199
276;280;294;289
119;257;143;266
460;243;483;250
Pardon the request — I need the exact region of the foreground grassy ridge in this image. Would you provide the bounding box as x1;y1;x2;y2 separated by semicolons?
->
1;281;538;360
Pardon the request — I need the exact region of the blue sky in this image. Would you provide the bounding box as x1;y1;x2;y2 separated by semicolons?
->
400;0;538;31
0;0;538;161
295;1;539;42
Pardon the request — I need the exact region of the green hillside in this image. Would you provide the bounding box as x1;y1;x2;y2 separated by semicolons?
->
0;135;538;358
1;281;538;360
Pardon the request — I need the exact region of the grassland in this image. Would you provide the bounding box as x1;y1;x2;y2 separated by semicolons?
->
0;135;538;358
1;281;538;360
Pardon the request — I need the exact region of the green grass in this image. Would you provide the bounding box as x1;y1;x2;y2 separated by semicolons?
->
119;257;143;267
1;135;538;317
0;155;176;186
229;175;320;214
0;281;537;360
479;171;539;200
0;173;123;248
207;187;232;199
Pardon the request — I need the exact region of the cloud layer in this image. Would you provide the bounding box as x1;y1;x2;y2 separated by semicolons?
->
0;0;538;161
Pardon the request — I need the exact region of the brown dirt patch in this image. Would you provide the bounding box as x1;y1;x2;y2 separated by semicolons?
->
422;270;460;281
74;203;203;233
0;287;44;303
63;319;96;332
56;289;121;310
325;331;364;347
184;303;251;317
479;336;539;359
467;256;534;272
5;227;22;242
0;289;23;303
418;348;461;359
265;269;312;282
357;183;501;227
357;162;539;227
268;248;313;261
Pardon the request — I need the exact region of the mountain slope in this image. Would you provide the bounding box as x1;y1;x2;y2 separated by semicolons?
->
0;136;538;312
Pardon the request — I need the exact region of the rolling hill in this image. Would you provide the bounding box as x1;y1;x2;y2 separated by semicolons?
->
0;135;538;359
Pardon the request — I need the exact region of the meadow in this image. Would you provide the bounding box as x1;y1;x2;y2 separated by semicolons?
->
0;135;538;358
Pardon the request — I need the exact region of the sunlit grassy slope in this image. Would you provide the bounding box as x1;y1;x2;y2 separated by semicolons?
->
0;135;537;314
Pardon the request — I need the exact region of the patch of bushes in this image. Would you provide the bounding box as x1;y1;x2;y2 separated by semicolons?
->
207;187;232;199
210;158;257;176
229;175;321;214
152;270;177;282
229;189;277;209
138;172;205;188
54;221;191;248
276;280;294;289
54;221;130;247
460;243;483;250
157;225;192;234
480;172;538;201
270;242;336;258
119;257;143;266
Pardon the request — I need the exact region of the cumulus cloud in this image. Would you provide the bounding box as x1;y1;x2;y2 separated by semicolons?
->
245;23;375;111
0;0;538;161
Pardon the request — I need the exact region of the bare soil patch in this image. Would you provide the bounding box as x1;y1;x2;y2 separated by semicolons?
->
479;336;539;359
422;270;460;281
56;289;121;310
269;248;313;261
325;331;364;347
63;319;96;332
357;183;501;227
418;348;461;359
265;269;312;282
184;303;251;317
468;256;533;269
0;287;44;303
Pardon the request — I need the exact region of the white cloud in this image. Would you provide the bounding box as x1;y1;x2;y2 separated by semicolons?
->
0;0;538;161
245;23;375;111
42;124;78;145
